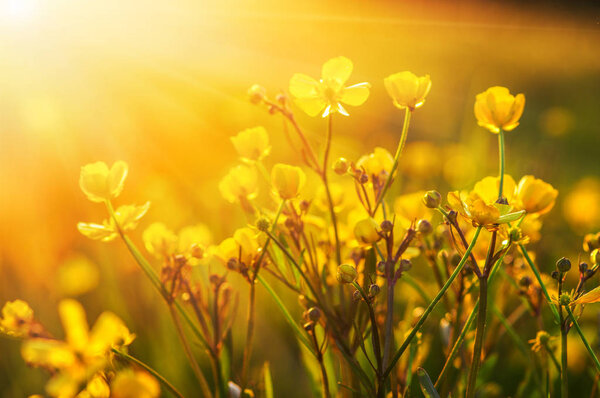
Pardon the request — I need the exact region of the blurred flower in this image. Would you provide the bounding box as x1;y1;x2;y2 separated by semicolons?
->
384;71;432;111
77;202;150;242
21;300;134;397
539;106;574;137
519;214;543;244
57;255;100;297
528;330;554;353
230;126;271;162
394;191;433;229
474;86;525;133
271;163;306;199
0;300;34;337
563;177;600;232
356;147;393;178
143;222;178;259
79;161;128;203
178;224;212;260
81;373;110;398
219;165;259;203
515;175;558;215
289;56;370;117
111;370;160;398
354;217;381;244
213;227;260;267
247;84;267;105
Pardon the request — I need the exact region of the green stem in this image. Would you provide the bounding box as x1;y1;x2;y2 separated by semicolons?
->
352;281;383;375
322;114;342;265
560;305;568;398
566;306;600;374
519;244;561;323
111;348;186;398
382;226;482;380
373;108;412;215
498;129;505;200
465;277;488;398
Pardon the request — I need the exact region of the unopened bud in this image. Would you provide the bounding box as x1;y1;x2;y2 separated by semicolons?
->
190;243;204;259
556;257;571;273
380;220;393;233
306;307;321;322
303;322;314;332
299;200;310;212
416;219;432;234
580;262;589;273
377;261;387;273
369;284;381;296
422;190;442;209
333;157;350;175
400;258;412;272
227;258;239;270
256;217;270;232
336;264;358;284
353;290;362;301
359;173;369;184
519;276;532;287
248;84;266;104
551;270;560;280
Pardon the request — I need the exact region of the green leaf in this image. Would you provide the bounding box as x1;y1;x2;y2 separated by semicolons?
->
417;368;440;398
263;362;274;398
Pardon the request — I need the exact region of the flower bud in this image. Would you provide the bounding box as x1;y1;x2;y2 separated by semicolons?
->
271;163;306;200
333;157;350;175
248;84;267;104
556;257;571;273
306;307;321;322
579;262;589;273
369;284;381;296
422;190;442;209
380;220;393;233
551;270;560;280
256;217;270;232
591;249;600;265
384;71;432;111
336;264;358;284
227;258;239;271
303;322;314;332
377;261;387;273
359;173;369;184
400;259;412;272
416;219;432;234
354;218;381;244
559;293;571;306
518;276;532;287
353;290;361;301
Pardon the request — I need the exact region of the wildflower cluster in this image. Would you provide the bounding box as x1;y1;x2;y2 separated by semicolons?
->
3;56;598;398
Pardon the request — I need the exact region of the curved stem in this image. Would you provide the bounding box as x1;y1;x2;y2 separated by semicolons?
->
373;108;412;215
322;114;341;265
560;305;569;398
111;348;186;398
497;129;505;200
465;277;488;398
382;226;482;380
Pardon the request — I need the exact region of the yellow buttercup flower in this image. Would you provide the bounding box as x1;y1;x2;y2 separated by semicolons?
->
78;202;150;242
472;175;517;205
271;163;306;200
142;222;178;259
289;56;370;117
356;147;394;178
21;299;134;397
231;126;271;162
354;217;381;245
384;71;432;111
0;299;34;337
474;86;525;133
219;165;259;203
79;161;129;203
111;370;160;398
213;227;260;267
515;175;558;215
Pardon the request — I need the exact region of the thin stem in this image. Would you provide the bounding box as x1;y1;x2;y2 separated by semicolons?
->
498;129;505;200
382;226;482;380
352;281;383;375
311;329;331;398
561;305;569;398
111;348;186;398
373;108;412;215
465;277;488;398
169;305;214;398
322;114;341;265
566;306;600;374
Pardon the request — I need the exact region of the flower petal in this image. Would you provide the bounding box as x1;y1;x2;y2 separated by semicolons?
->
294;97;327;117
321;56;353;84
341;83;371;107
289;73;320;99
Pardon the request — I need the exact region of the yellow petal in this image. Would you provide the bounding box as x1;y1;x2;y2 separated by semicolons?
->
108;161;129;199
289;73;320;99
321;56;353;85
21;338;76;368
341;83;371;106
89;311;135;354
77;222;117;242
573;286;600;305
58;299;89;352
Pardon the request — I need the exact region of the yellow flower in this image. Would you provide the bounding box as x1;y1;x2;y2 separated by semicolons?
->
356;147;394;178
77;202;150;242
354;217;381;245
472;175;517;204
289;56;370;117
219;165;259;203
231;126;271;162
394;191;434;229
0;299;34;337
448;187;524;230
21;300;134;397
271;163;306;200
142;222;178;259
213;227;260;267
57;256;100;297
111;370;160;398
474;86;525;133
563;177;600;232
515;175;558;215
178;224;212;261
79;161;128;203
384;71;432;111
